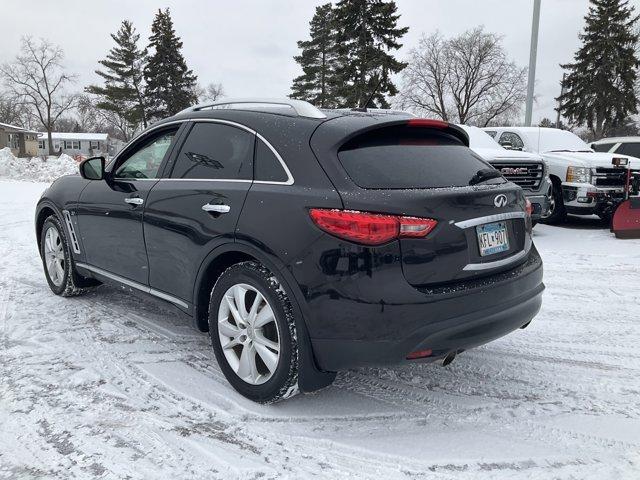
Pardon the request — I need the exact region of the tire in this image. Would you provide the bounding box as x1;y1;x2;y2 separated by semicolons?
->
208;261;300;404
540;179;566;225
40;215;97;296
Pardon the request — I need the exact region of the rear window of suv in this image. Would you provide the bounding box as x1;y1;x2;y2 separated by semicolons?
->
337;127;496;189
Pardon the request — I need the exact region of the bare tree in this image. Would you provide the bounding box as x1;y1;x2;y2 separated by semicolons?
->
397;28;527;127
195;82;225;103
0;37;77;154
0;91;32;127
77;94;136;141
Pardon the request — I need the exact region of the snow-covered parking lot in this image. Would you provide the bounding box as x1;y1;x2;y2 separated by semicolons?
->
1;179;639;480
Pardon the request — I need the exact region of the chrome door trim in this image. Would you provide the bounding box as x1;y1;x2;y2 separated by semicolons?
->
462;247;530;271
454;211;526;229
75;262;189;309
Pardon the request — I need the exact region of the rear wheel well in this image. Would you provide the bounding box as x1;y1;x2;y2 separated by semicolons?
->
36;207;57;252
194;251;256;332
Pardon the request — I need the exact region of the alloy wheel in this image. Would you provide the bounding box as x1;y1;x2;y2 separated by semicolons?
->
44;226;65;287
217;283;280;385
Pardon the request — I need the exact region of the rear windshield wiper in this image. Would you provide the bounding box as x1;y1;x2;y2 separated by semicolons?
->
469;168;503;186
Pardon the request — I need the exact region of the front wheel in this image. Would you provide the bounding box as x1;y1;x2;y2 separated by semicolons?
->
540;180;566;225
40;215;97;296
208;261;300;403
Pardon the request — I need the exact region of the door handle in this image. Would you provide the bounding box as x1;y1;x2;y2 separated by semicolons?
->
202;203;230;214
124;197;144;206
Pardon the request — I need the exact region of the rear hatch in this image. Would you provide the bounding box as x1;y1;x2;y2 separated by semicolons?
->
310;116;531;287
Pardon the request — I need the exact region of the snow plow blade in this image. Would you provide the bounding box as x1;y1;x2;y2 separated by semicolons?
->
611;198;640;239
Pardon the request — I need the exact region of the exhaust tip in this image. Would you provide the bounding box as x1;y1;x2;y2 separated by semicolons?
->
442;351;456;367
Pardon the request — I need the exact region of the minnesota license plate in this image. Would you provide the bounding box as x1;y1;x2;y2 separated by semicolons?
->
476;222;509;256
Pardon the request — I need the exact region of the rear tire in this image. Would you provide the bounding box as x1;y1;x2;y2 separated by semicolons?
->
40;215;97;297
208;261;300;404
540;179;566;225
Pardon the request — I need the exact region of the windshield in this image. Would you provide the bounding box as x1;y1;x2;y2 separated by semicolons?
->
534;129;592;153
458;125;503;149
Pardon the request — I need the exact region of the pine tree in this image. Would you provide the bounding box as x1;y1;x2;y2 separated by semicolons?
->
86;20;149;133
291;3;337;108
557;0;639;138
332;0;408;108
144;8;198;120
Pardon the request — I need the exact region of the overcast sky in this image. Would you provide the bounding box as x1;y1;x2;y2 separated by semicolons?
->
2;0;637;124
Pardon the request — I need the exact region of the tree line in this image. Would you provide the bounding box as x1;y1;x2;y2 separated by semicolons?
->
0;8;222;154
1;0;638;156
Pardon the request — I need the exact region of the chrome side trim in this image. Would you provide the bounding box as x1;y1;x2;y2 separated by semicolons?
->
75;262;189;309
463;247;529;271
62;210;81;254
454;211;526;229
155;178;253;183
109;118;295;186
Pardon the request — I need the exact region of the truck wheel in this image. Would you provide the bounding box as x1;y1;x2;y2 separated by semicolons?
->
540;179;566;225
208;261;301;404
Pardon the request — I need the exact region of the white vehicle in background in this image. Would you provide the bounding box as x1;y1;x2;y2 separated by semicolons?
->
484;127;640;223
590;136;640;157
459;125;551;222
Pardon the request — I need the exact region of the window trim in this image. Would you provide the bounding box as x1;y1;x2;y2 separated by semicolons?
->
108;118;294;185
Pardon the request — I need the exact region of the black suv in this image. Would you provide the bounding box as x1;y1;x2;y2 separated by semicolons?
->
35;98;544;403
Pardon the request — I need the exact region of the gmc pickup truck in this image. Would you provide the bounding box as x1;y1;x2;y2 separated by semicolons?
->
484;127;640;223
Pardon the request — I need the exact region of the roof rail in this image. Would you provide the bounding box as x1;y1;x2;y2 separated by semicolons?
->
180;97;327;119
331;107;416;117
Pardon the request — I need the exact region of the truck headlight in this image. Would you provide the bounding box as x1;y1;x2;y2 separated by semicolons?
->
566;166;592;183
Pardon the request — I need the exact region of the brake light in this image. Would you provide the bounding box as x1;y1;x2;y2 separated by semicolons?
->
309;209;437;246
525;198;533;217
406;118;448;129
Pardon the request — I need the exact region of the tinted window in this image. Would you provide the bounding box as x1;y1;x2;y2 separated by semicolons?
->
485;130;497;138
592;142;615;152
115;129;177;179
255;139;288;182
171;123;254;180
616;142;640;157
337;127;497;189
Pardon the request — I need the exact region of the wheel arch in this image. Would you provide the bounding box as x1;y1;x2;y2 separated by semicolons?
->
35;201;63;254
192;242;335;392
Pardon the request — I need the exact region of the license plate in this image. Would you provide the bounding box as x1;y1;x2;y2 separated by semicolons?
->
476;222;509;256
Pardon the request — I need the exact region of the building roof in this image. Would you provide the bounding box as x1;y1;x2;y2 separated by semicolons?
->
0;122;40;134
39;132;109;141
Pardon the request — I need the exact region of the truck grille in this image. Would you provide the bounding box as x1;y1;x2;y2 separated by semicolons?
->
489;162;544;190
592;167;628;188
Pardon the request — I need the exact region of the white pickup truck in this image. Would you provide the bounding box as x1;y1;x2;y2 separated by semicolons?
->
459;125;551;222
484;127;640;223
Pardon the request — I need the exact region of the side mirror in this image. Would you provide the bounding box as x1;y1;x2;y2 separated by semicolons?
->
79;156;105;180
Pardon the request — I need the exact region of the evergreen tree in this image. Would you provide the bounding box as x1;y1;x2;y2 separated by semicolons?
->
86;20;149;132
291;3;337;108
332;0;408;108
557;0;639;138
144;8;198;119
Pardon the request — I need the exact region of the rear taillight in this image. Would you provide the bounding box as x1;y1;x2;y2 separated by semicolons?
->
406;118;448;129
309;209;437;246
525;198;533;217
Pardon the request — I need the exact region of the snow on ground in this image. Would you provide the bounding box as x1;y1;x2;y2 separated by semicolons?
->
0;148;78;183
1;179;639;479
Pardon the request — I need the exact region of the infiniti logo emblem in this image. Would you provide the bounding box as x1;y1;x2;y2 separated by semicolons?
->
494;194;508;208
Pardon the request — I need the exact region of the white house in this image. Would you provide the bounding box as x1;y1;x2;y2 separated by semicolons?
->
37;132;109;158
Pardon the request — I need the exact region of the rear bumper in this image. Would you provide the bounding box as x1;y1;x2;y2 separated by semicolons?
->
310;248;544;371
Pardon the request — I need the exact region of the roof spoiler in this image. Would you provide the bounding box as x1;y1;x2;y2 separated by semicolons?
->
405;119;470;146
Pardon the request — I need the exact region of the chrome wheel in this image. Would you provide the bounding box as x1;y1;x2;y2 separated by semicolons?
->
217;283;280;385
44;226;65;287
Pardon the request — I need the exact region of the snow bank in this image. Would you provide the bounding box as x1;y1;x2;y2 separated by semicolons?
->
0;147;79;183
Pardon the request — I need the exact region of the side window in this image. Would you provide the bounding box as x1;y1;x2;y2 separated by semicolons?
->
591;142;615;153
255;139;288;182
115;129;177;179
485;130;497;139
171;123;254;180
616;142;640;157
498;132;524;150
